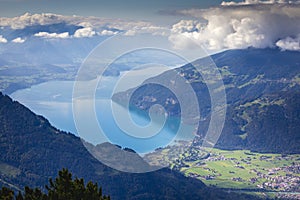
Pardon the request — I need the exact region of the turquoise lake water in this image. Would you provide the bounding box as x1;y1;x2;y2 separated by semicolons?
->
11;80;194;153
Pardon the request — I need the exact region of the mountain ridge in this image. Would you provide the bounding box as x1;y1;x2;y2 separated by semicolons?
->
113;48;300;154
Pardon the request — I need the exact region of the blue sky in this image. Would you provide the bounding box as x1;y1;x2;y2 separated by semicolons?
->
0;0;242;24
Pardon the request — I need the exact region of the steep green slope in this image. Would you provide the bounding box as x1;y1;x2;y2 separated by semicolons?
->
113;48;300;153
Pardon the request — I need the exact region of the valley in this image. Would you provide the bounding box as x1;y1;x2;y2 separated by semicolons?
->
145;144;300;199
5;48;300;199
1;2;300;199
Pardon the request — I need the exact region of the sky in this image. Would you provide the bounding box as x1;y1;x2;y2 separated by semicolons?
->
0;0;230;24
0;1;222;15
0;0;300;52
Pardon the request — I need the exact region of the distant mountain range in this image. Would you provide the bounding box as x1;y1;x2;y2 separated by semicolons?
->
113;48;300;154
0;92;258;200
0;23;107;94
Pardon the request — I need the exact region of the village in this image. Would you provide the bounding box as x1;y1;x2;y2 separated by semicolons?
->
145;144;300;199
182;148;300;198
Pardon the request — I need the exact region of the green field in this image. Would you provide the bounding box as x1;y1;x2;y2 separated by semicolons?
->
144;145;300;198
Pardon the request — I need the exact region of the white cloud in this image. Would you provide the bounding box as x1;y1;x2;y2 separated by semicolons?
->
0;35;7;43
124;29;136;36
11;37;26;43
171;20;202;33
170;1;300;51
74;27;96;38
0;13;68;29
221;0;300;6
99;30;118;36
276;35;300;51
0;13;167;38
123;25;169;36
140;26;170;36
34;31;70;39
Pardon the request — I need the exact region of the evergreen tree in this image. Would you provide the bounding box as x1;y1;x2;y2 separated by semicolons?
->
0;187;14;200
23;187;47;200
0;169;110;200
15;192;23;200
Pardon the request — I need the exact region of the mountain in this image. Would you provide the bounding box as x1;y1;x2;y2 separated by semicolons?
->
0;92;259;200
0;35;107;94
0;23;82;41
113;48;300;154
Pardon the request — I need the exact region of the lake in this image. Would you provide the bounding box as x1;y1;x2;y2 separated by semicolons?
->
11;79;194;154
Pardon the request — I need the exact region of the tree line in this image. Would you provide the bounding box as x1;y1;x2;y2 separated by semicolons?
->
0;169;110;200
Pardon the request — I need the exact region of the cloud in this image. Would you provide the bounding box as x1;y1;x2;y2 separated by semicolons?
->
34;31;70;39
0;13;167;38
169;1;300;51
99;30;118;36
0;35;7;43
0;13;68;29
221;0;300;6
276;35;300;51
11;37;26;43
123;25;169;36
35;27;113;39
74;27;96;38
